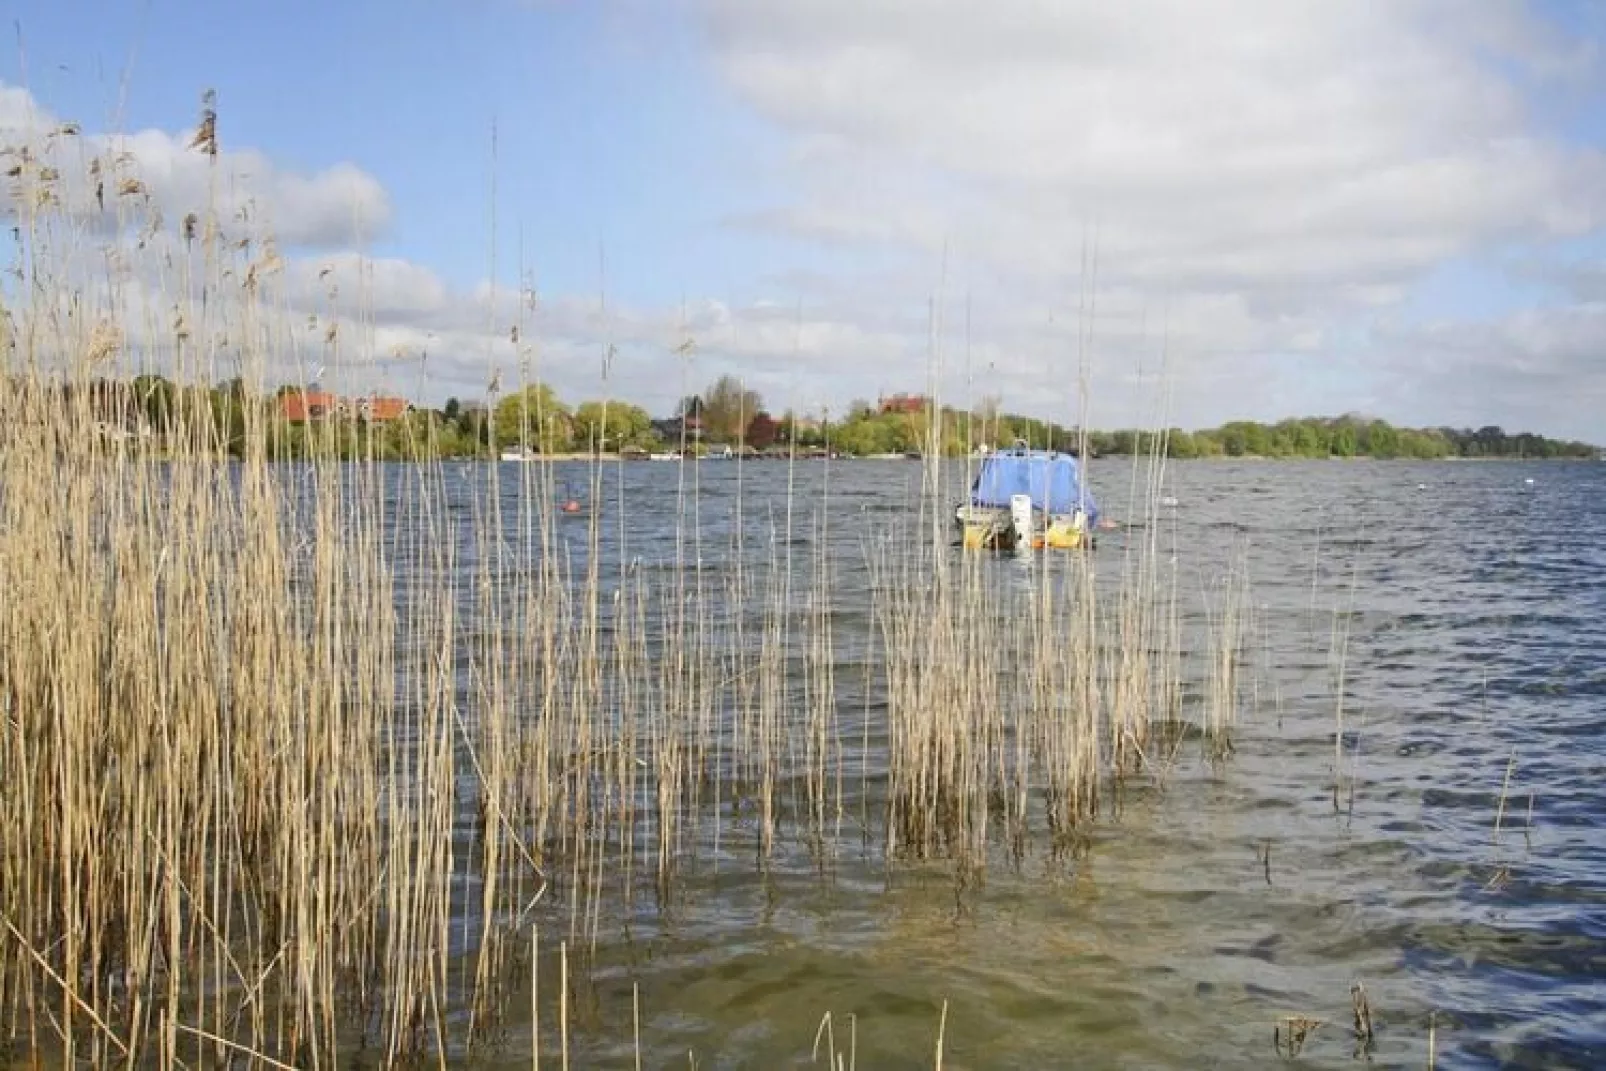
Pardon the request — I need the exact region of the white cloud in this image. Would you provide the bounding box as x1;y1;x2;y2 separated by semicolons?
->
1374;303;1606;438
0;81;390;250
695;0;1606;434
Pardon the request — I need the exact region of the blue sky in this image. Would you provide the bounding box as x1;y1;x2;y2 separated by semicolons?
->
8;0;776;299
4;0;1605;439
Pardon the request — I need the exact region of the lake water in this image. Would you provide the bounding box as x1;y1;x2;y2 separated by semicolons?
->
413;457;1604;1069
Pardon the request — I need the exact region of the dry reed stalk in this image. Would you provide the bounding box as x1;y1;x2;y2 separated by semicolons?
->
1330;554;1361;812
1203;541;1252;757
0;101;1270;1068
1492;751;1517;845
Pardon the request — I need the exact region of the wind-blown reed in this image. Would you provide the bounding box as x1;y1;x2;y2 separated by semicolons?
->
0;99;1258;1066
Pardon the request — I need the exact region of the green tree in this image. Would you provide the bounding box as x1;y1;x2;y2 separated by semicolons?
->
573;400;653;452
209;386;248;455
493;384;572;453
1240;422;1272;456
776;409;798;445
1168;430;1199;458
1290;420;1325;457
1366;420;1399;458
701;375;763;443
455;404;491;454
133;374;177;434
834;412;908;456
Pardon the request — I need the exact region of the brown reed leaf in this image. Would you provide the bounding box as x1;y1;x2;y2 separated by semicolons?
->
84;321;121;364
190;90;219;157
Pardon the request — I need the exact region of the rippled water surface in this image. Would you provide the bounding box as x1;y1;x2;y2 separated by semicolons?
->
447;458;1604;1069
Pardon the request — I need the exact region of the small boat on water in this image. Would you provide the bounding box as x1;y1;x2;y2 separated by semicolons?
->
648;451;682;461
499;446;539;462
955;442;1100;551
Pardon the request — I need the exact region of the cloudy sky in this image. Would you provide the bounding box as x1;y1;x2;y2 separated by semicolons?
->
4;0;1605;438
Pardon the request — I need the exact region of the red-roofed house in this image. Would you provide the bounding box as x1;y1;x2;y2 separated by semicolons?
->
353;395;411;422
280;389;339;422
878;393;927;415
280;390;412;423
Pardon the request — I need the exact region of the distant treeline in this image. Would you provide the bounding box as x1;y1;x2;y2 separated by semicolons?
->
37;375;1601;462
825;404;1598;460
1086;418;1600;460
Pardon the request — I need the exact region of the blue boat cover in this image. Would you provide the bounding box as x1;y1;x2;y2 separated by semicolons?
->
970;450;1099;524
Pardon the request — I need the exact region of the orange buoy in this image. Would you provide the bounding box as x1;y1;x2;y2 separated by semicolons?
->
561;500;581;514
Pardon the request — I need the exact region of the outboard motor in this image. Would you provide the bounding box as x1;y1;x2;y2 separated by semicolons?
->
1010;493;1034;549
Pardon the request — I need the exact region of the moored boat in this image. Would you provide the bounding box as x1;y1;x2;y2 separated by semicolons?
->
955;443;1099;550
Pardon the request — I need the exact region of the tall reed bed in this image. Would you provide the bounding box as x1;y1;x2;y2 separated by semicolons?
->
0;104;1257;1066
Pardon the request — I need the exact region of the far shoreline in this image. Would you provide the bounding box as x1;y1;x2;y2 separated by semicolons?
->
479;452;1600;464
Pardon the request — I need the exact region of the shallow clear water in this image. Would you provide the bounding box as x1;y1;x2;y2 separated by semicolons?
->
437;458;1605;1069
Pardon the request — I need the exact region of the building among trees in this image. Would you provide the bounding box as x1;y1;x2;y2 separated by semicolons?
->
878;393;927;415
279;388;411;424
